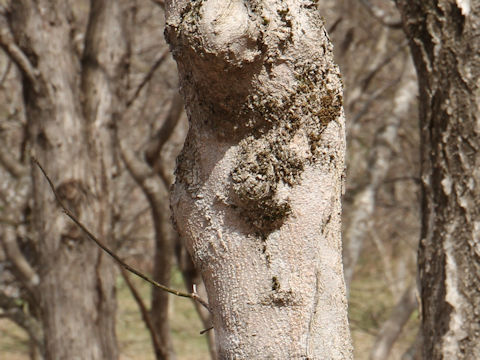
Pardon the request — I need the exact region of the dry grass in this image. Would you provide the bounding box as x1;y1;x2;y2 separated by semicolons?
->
0;269;210;360
0;265;418;359
117;269;210;360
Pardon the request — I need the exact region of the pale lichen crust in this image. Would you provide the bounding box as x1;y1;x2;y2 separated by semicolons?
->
231;61;343;234
167;1;343;233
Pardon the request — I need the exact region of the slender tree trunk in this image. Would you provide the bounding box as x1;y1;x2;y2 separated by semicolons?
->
118;93;184;359
7;1;127;358
397;1;480;358
343;60;417;293
370;284;418;360
166;1;352;358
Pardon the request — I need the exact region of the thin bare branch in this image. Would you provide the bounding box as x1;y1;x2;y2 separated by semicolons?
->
115;123;169;205
126;49;169;107
350;75;403;124
327;16;343;34
360;40;408;92
145;92;184;170
200;326;214;335
1;227;39;288
32;156;210;312
344;62;417;292
0;16;39;87
0;55;11;86
358;0;402;29
118;136;154;183
0;146;26;178
120;267;167;358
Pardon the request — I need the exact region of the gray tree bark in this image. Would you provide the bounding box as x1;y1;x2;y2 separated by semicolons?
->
5;1;128;358
166;1;352;358
397;1;480;358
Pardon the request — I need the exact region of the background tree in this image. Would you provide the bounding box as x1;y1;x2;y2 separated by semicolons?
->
0;1;213;359
320;1;421;358
1;0;129;358
4;0;128;359
396;1;480;358
6;0;474;359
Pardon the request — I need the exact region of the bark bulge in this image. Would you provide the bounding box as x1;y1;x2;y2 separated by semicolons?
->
167;0;352;358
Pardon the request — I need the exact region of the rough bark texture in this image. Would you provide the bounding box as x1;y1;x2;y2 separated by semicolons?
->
397;1;480;359
166;1;352;358
7;1;127;358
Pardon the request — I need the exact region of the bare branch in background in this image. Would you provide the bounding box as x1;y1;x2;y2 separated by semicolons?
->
0;16;39;87
145;92;184;171
370;284;418;360
0;56;11;86
328;17;343;34
32;157;210;312
0;161;37;290
0;290;44;353
120;267;166;359
359;0;402;29
126;49;169;107
343;61;417;293
1;227;39;288
347;27;391;110
350;71;404;125
0;147;26;178
360;40;408;92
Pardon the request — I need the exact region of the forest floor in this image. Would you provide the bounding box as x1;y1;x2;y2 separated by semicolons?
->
0;260;418;359
0;268;210;360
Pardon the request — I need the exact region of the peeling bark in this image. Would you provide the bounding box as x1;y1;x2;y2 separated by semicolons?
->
397;1;480;358
166;1;352;358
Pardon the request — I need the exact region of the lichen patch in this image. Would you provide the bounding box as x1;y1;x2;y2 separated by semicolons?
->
230;60;343;234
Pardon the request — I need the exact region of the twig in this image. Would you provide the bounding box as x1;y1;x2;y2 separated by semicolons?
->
360;40;408;91
1;226;39;288
32;157;210;312
327;16;343;34
145;92;184;171
200;326;214;335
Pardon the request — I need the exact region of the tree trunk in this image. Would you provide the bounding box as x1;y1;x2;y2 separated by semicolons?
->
370;284;418;360
166;1;352;358
8;1;127;358
397;1;480;358
343;60;417;294
118;92;184;359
